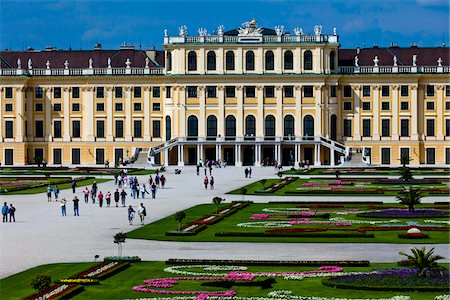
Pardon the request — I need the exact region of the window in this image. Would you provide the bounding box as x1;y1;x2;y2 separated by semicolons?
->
207;51;216;70
133;103;142;111
303;86;313;97
53;87;61;98
362;102;371;111
187;115;198;138
5;120;13;138
246;51;255;71
284;50;293;70
284;115;294;137
206;86;217;98
400;148;410;161
35;103;44;111
225;115;236;138
400;85;409;97
96;103;104;111
381;148;391;164
304;50;313;70
426;101;435;110
165;116;171;141
53;120;62;138
400;101;409;110
153;87;161;98
362;119;371;137
265;115;276;137
166;51;172;71
72;87;80;98
226;51;235;70
330;51;336;71
133;86;141;98
115;87;123;98
95;148;105;165
35;120;44;138
187;86;197;98
115;103;123;111
133;120;142;138
226;86;235;98
446;85;450;97
245;115;256;136
381;119;390;137
343;101;352;110
245;86;255;98
35;87;43;98
166;86;172;98
446;102;450;110
115;120;124;138
381;102;390;110
265;86;275;98
426;119;435;136
5;103;13;111
53;148;62;165
5;149;13;165
188;51;197;71
446;119;450;136
72;103;80;111
284;86;294;98
72;120;81;138
362;86;371;97
152;120;161;138
426;85;434;97
5;87;13;98
96;87;104;98
207;115;217;138
265;51;274;71
446;148;450;164
426;148;435;164
330;86;337;97
343;86;352;98
303;115;314;136
400;119;410;137
152;103;161;111
72;148;81;165
96;120;105;138
343;120;352;137
381;86;390;97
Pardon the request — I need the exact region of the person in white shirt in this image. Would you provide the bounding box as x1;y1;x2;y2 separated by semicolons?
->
137;203;146;225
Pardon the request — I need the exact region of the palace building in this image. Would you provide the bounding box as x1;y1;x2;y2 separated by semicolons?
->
1;20;449;167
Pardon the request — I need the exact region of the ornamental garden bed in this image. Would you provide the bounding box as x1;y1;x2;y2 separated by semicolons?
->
0;166;156;176
283;167;450;177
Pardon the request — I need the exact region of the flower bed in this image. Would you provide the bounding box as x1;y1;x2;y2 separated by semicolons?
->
255;177;296;193
25;284;84;300
374;179;441;184
164;259;370;267
104;256;141;262
58;278;99;285
398;232;430;239
357;209;449;219
215;231;374;238
71;261;130;280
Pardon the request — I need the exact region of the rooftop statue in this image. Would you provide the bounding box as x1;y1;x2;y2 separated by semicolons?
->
217;25;224;36
17;58;21;69
293;27;303;36
64;60;69;69
373;56;379;67
437;57;442;67
125;58;131;68
198;28;207;37
164;29;168;37
145;57;150;68
314;25;322;35
107;57;112;68
238;18;263;36
46;60;51;69
89;58;93;69
179;25;188;37
354;56;359;67
393;55;397;66
412;54;417;66
28;58;32;70
333;27;337;35
274;25;284;37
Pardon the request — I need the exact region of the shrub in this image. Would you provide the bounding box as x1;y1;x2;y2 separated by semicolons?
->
398;232;430;239
30;274;52;292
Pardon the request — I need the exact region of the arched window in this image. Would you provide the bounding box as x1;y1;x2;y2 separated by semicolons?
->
188;51;197;71
165;116;171;141
284;50;293;70
330;51;336;71
246;51;255;71
245;115;256;137
304;50;313;71
206;115;217;138
166;51;172;72
265;115;276;138
303;115;314;136
265;51;274;71
187;115;198;138
284;115;294;137
226;51;235;70
207;51;216;71
330;114;337;140
225;115;236;139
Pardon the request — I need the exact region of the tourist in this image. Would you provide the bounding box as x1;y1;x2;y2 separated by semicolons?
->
83;187;90;204
53;185;59;201
196;164;200;176
148;175;153;186
151;183;157;199
105;191;111;208
71;179;76;193
73;196;80;216
47;185;52;202
8;204;16;222
140;184;148;198
91;181;98;202
249;166;252;178
117;174;123;188
160;175;166;189
131;183;137;199
155;174;160;187
114;174;118;185
128;205;135;225
98;191;104;207
2;202;8;222
204;167;207;176
120;189;127;207
244;167;249;178
60;198;67;216
203;176;209;189
137;203;146;225
210;176;214;190
136;183;140;198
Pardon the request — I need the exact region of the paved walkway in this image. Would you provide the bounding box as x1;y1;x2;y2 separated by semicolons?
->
0;166;448;279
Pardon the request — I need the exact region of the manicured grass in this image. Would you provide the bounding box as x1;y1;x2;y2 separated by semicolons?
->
283;167;450;176
4;178;110;195
0;167;156;176
1;261;448;300
127;203;450;244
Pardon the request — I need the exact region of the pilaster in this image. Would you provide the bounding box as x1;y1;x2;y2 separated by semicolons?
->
436;85;444;139
256;86;264;137
314;85;323;136
276;85;283;137
353;85;361;140
124;86;132;141
14;87;25;142
295;85;302;137
63;87;71;141
373;85;380;140
179;86;186;137
391;85;399;139
82;86;95;141
199;86;206;137
411;85;419;140
217;86;225;137
236;85;244;137
143;86;151;141
106;87;114;141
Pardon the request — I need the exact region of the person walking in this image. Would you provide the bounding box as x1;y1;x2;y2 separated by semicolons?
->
71;179;76;193
2;202;8;222
8;204;16;222
120;189;127;207
203;176;209;189
155;174;160;187
137;203;146;225
249;166;252;178
131;183;137;199
136;183;140;198
83;187;90;204
46;185;53;202
73;196;80;216
244;167;249;178
148;175;153;186
196;164;200;176
105;191;111;208
117;174;123;188
210;176;214;190
98;191;104;207
128;205;135;225
140;184;148;198
151;183;157;199
53;185;59;201
160;175;166;189
60;198;67;216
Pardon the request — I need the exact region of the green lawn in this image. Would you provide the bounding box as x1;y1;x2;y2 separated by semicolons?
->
283;167;450;176
127;203;450;244
0;167;157;176
1;261;448;300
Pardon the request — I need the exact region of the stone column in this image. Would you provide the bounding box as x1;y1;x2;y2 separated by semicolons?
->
199;86;206;138
295;85;302;137
26;88;33;141
353;85;361;140
45;87;52;141
164;148;169;166
314;85;323;136
436;85;444;139
63;87;71;141
236;85;244;138
106;87;114;141
276;85;283;137
314;144;321;166
83;86;95;141
373;85;381;139
392;85;399;139
217;86;225;137
143;86;151;141
411;85;419;140
254;144;261;167
124;86;132;141
15;87;25;142
256;86;264;138
178;144;185;166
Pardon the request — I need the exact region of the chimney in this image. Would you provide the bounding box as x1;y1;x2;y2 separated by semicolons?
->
94;43;102;50
390;42;399;48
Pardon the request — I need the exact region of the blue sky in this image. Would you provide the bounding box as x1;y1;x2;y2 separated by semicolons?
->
1;0;449;51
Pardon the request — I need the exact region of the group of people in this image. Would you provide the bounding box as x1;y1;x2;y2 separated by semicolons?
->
127;203;147;225
203;176;215;189
244;167;253;178
2;202;16;222
46;185;60;201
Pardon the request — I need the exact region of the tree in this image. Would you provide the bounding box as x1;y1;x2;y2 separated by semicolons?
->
240;187;248;201
31;274;52;292
113;232;127;257
399;155;412;167
399;247;446;277
399;166;413;181
396;188;423;212
260;179;267;189
212;197;225;214
175;211;186;231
